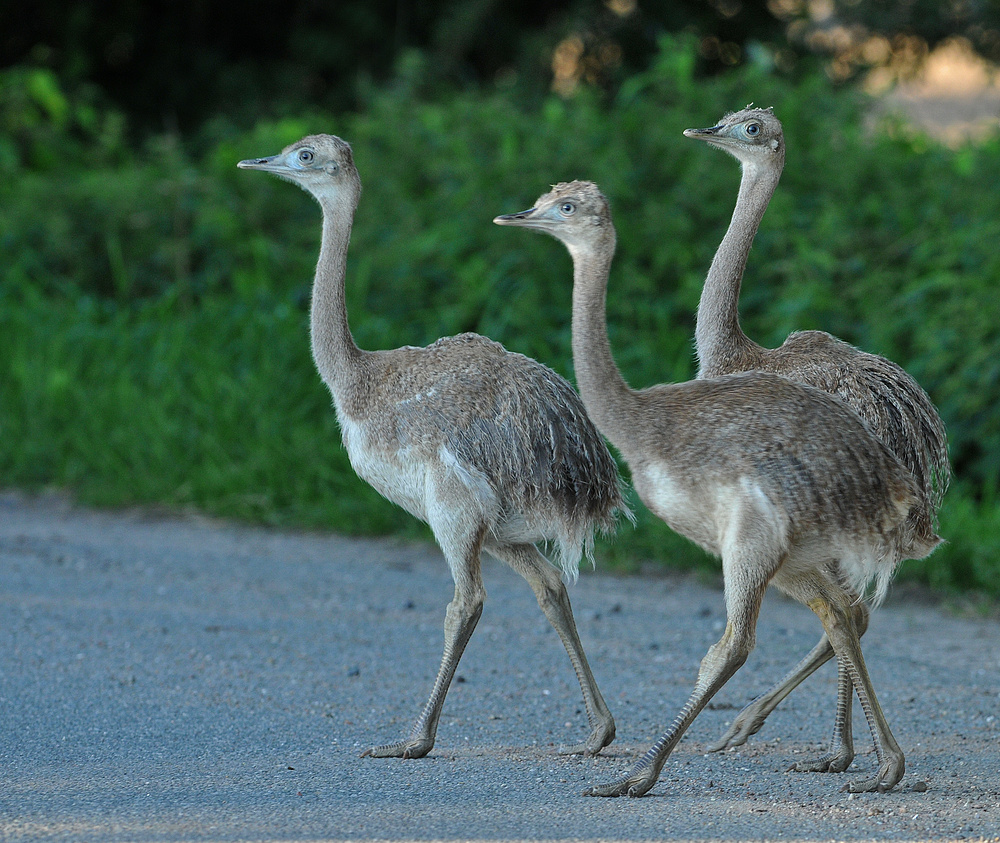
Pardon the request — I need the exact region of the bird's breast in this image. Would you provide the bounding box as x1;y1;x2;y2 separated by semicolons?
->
338;416;429;522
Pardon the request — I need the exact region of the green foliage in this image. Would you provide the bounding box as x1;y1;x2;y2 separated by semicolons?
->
2;36;998;595
0;66;127;173
0;284;411;535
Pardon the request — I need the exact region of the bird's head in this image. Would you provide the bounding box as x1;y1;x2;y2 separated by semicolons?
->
683;106;784;170
238;134;360;205
493;180;613;253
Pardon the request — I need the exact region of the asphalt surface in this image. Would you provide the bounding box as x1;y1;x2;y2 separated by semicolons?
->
1;490;998;842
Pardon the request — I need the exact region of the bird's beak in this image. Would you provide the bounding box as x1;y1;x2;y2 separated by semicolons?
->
682;125;722;140
493;207;537;227
237;154;285;172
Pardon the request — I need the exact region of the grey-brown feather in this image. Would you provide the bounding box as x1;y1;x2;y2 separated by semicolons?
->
239;135;629;761
625;372;931;603
701;327;948;547
349;334;625;574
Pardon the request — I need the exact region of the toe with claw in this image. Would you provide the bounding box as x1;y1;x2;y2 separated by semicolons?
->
558;721;616;757
360;737;434;759
841;756;904;794
583;769;656;798
788;748;854;775
705;709;766;752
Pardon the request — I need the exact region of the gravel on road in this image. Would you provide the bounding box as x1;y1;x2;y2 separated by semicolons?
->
1;491;997;842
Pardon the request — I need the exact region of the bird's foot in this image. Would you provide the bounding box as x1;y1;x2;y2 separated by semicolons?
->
787;747;854;774
582;768;657;798
557;718;616;757
841;755;904;794
704;704;767;752
359;736;434;759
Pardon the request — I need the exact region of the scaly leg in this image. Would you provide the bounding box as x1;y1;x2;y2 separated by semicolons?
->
489;542;615;756
361;580;484;759
709;599;868;755
362;483;487;759
585;543;772;797
807;593;904;792
707;633;835;751
787;650;856;773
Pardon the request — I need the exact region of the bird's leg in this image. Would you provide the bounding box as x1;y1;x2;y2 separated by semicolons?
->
545;581;616;756
709;598;868;755
807;594;903;793
361;582;484;759
362;506;487;760
787;597;870;774
585;548;770;797
787;651;856;774
707;633;834;751
489;543;615;756
584;617;757;797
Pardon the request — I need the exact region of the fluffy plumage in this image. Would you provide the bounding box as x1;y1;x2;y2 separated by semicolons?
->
496;179;936;798
239;136;629;762
684;106;949;761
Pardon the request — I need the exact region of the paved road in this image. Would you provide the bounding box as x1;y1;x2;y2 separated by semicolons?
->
1;491;997;842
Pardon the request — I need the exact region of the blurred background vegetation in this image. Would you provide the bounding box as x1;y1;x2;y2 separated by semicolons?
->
2;1;999;596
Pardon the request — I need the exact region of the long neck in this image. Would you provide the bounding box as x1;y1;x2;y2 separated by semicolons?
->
695;158;780;376
311;198;364;403
568;233;637;445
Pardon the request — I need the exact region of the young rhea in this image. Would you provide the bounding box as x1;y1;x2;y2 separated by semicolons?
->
684;106;948;770
238;136;631;762
495;181;939;798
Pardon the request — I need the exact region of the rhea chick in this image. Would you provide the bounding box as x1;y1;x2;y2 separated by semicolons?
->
239;136;631;762
496;180;937;797
683;106;947;769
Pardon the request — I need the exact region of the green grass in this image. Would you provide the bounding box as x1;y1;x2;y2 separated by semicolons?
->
0;285;407;534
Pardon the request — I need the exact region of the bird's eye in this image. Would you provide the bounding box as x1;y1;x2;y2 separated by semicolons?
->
298;149;314;163
559;202;576;216
745;123;760;136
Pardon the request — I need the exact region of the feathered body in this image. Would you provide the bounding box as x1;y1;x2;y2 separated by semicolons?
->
686;107;949;543
337;333;623;578
496;179;935;797
622;371;932;607
239;136;627;762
